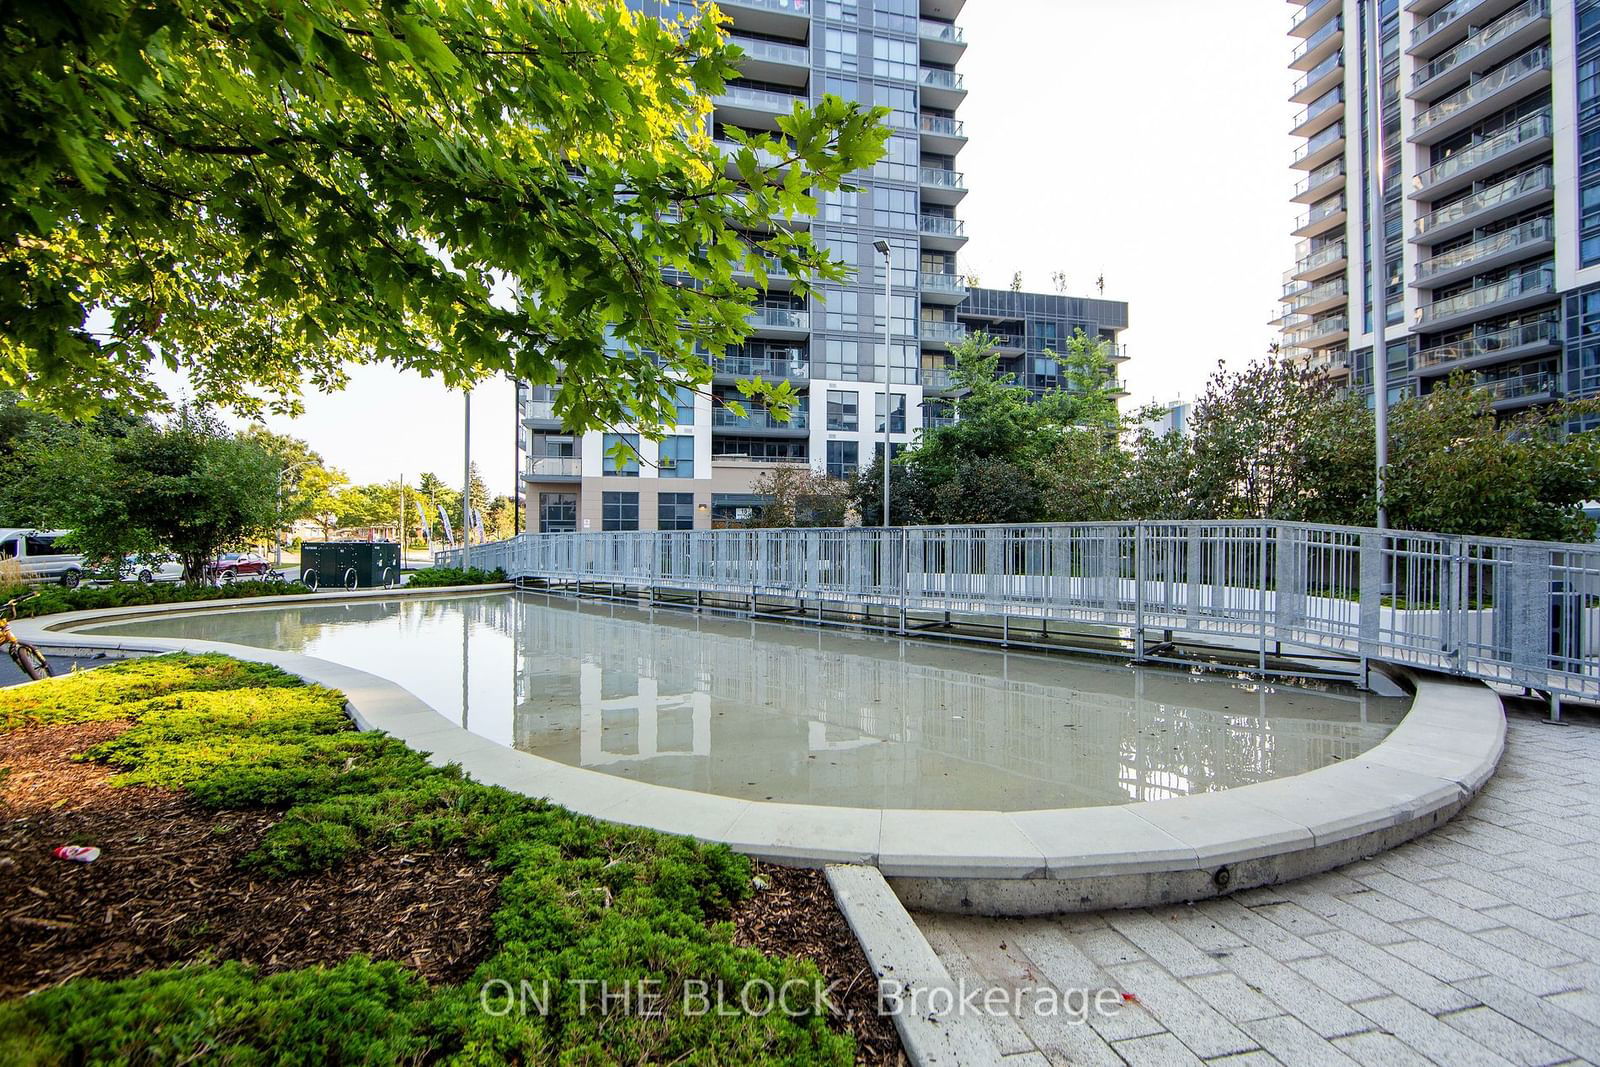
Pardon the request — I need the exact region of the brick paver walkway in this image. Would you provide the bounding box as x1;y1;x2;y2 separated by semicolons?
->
914;710;1600;1066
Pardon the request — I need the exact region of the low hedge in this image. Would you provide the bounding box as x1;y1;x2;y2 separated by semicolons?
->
0;655;854;1065
404;566;508;587
1;580;309;619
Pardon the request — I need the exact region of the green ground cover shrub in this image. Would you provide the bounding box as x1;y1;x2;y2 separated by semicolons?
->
404;566;508;588
0;579;308;619
0;655;854;1065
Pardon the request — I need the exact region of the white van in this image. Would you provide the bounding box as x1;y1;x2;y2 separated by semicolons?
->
0;529;87;587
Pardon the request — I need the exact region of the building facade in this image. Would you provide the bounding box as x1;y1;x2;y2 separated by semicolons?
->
1282;0;1600;420
519;0;1130;532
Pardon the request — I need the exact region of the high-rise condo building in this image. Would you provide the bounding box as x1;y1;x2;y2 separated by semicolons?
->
1282;0;1600;421
517;0;1130;533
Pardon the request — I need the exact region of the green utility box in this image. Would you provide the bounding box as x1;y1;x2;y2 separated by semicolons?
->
299;541;400;591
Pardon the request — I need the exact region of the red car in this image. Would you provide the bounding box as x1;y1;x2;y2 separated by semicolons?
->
208;552;277;583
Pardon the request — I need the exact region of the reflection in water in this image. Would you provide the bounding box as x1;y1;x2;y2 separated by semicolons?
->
88;592;1410;811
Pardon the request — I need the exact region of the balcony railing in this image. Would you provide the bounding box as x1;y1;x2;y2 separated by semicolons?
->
920;115;966;138
713;354;811;379
1415;318;1560;368
918;20;965;45
1287;276;1347;312
1415;216;1552;284
746;307;809;330
922;368;956;390
1294;240;1347;276
1292;88;1344;132
1294;194;1347;232
729;35;809;67
1291;0;1338;34
1412;0;1549;91
1412;0;1489;49
524;400;559;421
1294;158;1346;198
1293;50;1344;98
711;406;809;430
1291;15;1342;65
1415;267;1555;327
921;321;968;343
1412;109;1552;194
920;68;965;91
715;83;806;113
1413;47;1551;137
527;457;582;478
1293;121;1344;166
920;272;968;294
920;168;966;191
720;0;810;15
919;215;966;238
1414;166;1553;239
1285;314;1348;346
1481;371;1557;402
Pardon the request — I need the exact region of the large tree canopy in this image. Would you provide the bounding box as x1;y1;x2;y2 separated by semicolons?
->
2;0;887;431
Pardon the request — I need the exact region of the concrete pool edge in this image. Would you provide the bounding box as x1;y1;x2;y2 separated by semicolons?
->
16;595;1505;913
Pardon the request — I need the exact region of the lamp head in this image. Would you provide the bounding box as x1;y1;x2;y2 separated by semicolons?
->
873;239;892;257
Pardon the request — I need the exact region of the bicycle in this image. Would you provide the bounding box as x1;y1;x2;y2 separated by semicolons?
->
0;594;53;681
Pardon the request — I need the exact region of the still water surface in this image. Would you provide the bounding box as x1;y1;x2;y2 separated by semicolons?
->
89;592;1410;810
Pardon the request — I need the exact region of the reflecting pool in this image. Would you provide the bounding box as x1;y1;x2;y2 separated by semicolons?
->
87;592;1410;810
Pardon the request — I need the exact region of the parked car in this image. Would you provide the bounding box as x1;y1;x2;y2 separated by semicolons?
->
208;552;276;583
0;528;86;587
120;556;184;584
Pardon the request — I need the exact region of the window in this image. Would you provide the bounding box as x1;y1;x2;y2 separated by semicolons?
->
539;493;577;533
602;492;639;531
659;435;694;478
672;386;695;426
872;186;918;230
873;0;917;35
822;74;859;101
874;85;916;130
872;36;917;81
825;0;858;21
24;534;57;556
824;28;857;71
815;229;858;267
826;440;859;479
0;539;16;560
820;189;859;224
873;292;918;336
872;134;918;182
875;392;907;434
826;389;859;431
822;338;861;380
820;288;859;331
602;433;640;476
658;492;695;531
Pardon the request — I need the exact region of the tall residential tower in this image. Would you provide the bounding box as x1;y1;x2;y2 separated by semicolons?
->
1283;0;1599;417
519;0;1130;533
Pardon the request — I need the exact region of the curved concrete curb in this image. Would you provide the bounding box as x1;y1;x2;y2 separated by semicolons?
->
16;592;1505;914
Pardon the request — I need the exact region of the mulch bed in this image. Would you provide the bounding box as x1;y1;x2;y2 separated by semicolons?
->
0;721;501;998
733;863;906;1067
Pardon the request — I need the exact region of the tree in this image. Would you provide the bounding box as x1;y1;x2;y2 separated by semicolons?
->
29;411;279;581
483;495;518;541
3;1;889;432
236;426;346;538
750;467;854;528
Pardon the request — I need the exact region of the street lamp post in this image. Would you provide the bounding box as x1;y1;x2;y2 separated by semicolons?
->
463;388;472;572
874;238;893;527
1363;0;1389;533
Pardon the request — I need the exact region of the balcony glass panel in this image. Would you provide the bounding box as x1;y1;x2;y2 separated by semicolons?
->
1416;266;1555;326
1294;87;1344;130
714;354;810;378
919;215;966;237
1415;318;1560;367
1291;0;1338;33
920;168;966;190
715;83;805;112
721;0;811;14
1414;166;1553;237
921;321;968;343
1294;121;1344;165
730;35;809;67
1412;0;1487;47
1413;109;1552;192
1292;16;1343;64
920;68;965;91
712;406;809;430
1414;216;1552;282
1481;371;1557;401
1412;0;1550;89
918;20;965;44
1296;240;1348;274
747;308;809;330
528;457;582;478
920;115;966;137
920;272;968;293
1295;158;1346;197
1413;47;1551;136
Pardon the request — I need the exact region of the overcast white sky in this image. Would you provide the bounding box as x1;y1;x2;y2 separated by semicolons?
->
202;0;1300;496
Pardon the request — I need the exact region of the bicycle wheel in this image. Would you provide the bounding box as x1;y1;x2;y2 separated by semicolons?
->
10;641;52;681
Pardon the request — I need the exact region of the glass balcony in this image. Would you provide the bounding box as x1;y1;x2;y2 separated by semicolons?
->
1413;47;1551;139
1287;276;1347;312
918;20;965;45
922;368;956;391
921;321;968;344
920;115;966;138
746;307;809;330
1291;15;1342;67
920;271;968;294
920;68;965;92
1415;318;1560;369
713;354;810;379
920;168;966;191
1293;120;1344;167
1416;267;1555;328
712;405;809;430
919;215;966;238
1292;50;1344;100
1481;371;1558;403
1412;0;1549;92
527;457;582;478
1291;0;1339;34
1294;240;1348;277
1294;194;1347;233
1292;88;1344;135
715;83;806;113
1412;109;1552;195
720;0;810;15
1286;314;1349;346
1414;216;1553;284
1411;0;1489;51
523;400;559;422
1413;166;1553;241
729;35;809;67
1294;158;1346;200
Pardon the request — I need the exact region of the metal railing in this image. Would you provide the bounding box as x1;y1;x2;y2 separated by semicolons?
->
1413;47;1552;137
439;521;1600;703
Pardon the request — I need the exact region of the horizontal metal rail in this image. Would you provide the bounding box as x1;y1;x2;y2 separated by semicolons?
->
438;521;1600;707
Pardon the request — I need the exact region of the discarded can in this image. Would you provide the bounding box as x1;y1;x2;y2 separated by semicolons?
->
52;845;100;863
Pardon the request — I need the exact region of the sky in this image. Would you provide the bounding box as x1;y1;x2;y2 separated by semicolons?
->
190;0;1300;496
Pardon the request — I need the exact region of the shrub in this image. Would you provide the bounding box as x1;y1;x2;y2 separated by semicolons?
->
0;579;308;620
404;566;507;588
0;655;856;1063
